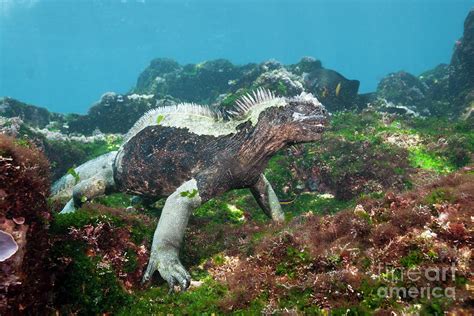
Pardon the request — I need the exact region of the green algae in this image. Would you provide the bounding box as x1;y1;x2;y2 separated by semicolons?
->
117;278;226;315
44;110;472;315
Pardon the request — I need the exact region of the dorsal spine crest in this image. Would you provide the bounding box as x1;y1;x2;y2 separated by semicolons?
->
124;102;221;142
123;88;283;141
231;88;277;118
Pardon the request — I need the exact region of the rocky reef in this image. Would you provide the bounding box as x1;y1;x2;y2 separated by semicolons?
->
0;56;362;137
2;8;472;136
135;56;361;113
0;8;473;316
376;9;474;118
0;135;52;313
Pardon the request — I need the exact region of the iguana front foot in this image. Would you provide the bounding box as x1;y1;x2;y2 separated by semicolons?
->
143;247;191;292
142;179;201;291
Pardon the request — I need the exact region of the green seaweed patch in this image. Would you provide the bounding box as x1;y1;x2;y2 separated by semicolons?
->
194;199;245;224
408;147;454;174
117;277;227;315
400;250;424;268
282;193;355;216
50;209;125;235
424;188;455;205
95;193;133;208
181;189;198;198
419;297;453;316
129;221;155;245
278;288;322;314
211;253;226;266
124;249;139;273
276;80;288;96
156;114;165;125
221;189;265;222
358;278;399;311
275;246;311;279
13;137;31;148
52;241;131;315
265;154;296;200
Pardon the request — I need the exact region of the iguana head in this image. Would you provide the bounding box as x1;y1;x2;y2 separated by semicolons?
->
273;92;328;143
234;91;328;144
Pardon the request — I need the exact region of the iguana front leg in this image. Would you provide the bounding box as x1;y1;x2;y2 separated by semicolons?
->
142;179;202;291
250;174;285;222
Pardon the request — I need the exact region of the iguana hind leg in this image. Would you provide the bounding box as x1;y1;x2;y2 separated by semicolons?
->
60;173;115;214
250;174;285;222
142;179;202;291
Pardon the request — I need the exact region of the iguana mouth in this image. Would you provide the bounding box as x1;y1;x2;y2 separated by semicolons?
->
292;112;326;122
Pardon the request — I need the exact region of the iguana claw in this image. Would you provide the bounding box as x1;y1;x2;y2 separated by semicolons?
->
142;251;191;292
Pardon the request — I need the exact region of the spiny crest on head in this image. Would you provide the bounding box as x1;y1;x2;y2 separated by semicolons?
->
290;91;322;105
124;102;222;143
227;88;279;118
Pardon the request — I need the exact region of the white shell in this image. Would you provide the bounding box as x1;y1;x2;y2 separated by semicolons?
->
0;230;18;262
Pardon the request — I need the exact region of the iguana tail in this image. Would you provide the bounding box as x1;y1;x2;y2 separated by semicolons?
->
51;151;118;202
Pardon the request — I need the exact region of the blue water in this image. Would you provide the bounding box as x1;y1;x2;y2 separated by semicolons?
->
0;0;473;114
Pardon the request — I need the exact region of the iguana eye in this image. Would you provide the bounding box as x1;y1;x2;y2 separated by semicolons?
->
297;105;307;112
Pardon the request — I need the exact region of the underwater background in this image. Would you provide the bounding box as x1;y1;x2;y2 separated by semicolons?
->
0;0;473;113
1;0;474;315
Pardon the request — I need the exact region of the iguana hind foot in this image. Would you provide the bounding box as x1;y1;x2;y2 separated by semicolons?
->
250;174;285;222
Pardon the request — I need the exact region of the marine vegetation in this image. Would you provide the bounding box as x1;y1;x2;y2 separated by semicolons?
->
0;9;473;314
0;134;53;313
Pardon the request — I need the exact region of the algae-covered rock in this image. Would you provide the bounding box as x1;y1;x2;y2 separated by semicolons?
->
254;67;304;97
135;58;181;93
375;10;474;118
216;167;474;314
376;71;430;115
289;56;323;74
0;97;64;129
0;117;123;181
449;9;474;118
0;134;53;314
134;58;245;104
49;203;156;315
134;57;361;112
450;9;474;92
67;92;171;134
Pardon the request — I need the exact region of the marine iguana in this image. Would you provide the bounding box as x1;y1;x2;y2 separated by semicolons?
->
51;88;328;291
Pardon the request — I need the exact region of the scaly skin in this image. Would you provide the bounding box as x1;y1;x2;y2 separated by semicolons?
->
52;91;328;291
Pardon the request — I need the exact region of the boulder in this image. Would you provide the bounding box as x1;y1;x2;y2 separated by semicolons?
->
67;93;176;134
254;67;304;97
449;9;474;118
134;58;245;104
376;71;430;115
135;58;181;94
450;9;474;91
289;56;323;74
0;97;64;129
